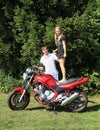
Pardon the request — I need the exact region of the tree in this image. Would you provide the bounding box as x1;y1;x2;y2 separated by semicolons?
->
0;0;99;78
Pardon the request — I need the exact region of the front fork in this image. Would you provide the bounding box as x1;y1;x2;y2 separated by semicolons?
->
18;76;33;102
18;89;26;103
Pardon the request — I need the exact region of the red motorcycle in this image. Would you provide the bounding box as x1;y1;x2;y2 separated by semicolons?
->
8;67;89;112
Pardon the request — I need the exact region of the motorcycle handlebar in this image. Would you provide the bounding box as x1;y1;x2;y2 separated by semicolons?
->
32;65;42;74
32;65;39;69
32;65;44;71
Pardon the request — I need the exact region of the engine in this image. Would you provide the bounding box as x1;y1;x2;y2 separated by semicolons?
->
34;84;79;105
34;85;55;101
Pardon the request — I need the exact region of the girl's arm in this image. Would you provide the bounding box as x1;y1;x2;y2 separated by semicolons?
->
62;40;67;58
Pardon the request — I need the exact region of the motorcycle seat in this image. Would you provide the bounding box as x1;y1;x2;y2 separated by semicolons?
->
57;77;80;85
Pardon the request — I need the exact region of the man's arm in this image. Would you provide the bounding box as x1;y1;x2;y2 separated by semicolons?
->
52;53;59;62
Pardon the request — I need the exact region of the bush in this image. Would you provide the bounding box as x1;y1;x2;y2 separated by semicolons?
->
0;70;23;93
84;71;100;95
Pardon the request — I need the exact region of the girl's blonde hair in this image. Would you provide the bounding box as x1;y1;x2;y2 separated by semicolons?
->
54;26;63;46
55;26;62;32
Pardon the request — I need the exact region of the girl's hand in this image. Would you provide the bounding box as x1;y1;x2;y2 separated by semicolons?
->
64;53;67;58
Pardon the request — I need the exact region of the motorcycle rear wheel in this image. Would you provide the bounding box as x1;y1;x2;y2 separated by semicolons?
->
7;91;30;110
66;89;88;112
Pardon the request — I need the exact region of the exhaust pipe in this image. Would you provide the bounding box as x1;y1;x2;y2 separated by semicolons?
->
61;93;79;106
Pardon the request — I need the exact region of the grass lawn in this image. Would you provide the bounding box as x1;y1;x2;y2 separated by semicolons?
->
0;92;100;130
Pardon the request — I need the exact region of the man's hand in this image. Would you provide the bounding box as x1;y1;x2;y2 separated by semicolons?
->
32;65;44;71
32;65;38;69
52;49;57;55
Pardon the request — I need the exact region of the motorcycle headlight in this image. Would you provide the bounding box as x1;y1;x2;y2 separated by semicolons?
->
23;73;30;80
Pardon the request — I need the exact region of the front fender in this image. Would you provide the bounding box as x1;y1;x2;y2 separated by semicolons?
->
13;87;24;94
13;87;30;96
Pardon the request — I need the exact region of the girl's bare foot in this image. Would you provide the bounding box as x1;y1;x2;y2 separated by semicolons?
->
59;79;67;83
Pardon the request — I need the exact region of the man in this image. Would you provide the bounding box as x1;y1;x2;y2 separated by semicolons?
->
38;46;59;81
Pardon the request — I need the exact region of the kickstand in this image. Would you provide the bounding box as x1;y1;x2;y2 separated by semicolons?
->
53;105;58;114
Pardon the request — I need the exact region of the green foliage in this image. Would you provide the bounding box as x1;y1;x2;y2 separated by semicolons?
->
0;69;23;93
84;71;100;95
0;77;22;93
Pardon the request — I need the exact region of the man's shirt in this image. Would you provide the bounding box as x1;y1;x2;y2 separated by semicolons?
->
40;53;58;77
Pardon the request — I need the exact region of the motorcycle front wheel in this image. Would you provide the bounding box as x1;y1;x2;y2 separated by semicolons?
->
66;89;88;112
7;91;30;110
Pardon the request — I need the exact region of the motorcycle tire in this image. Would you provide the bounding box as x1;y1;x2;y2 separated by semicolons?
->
66;89;88;112
7;91;30;110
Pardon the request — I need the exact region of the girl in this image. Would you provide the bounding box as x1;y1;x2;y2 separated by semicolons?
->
53;26;67;82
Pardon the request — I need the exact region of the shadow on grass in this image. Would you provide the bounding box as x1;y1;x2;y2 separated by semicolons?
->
25;100;100;113
26;106;45;111
26;105;72;113
86;104;100;112
86;100;100;112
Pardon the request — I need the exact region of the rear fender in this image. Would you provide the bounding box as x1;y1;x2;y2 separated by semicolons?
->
13;87;30;96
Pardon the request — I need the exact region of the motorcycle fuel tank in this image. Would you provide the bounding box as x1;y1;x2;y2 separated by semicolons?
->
34;74;57;87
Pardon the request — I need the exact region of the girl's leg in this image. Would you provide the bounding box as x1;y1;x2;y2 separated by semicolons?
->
59;58;67;82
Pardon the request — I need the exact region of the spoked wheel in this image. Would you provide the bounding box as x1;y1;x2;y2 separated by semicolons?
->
66;89;88;112
7;91;30;110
